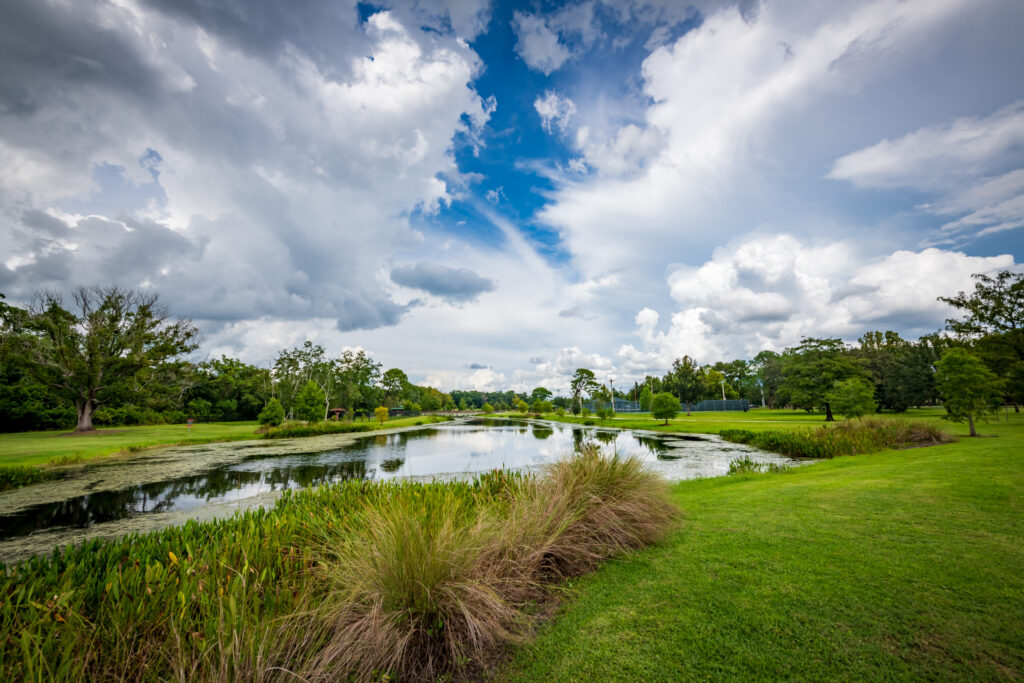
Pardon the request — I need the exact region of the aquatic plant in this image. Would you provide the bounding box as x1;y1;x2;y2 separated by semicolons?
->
0;448;676;681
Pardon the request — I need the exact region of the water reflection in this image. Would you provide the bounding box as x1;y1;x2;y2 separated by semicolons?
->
0;419;799;552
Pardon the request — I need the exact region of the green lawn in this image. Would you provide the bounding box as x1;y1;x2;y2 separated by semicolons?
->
502;413;1024;680
0;416;445;468
535;406;964;434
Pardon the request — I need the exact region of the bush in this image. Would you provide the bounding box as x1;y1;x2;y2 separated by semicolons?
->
0;449;677;681
263;421;374;439
720;419;953;459
258;397;286;426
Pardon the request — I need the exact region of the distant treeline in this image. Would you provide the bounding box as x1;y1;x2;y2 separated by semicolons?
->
0;271;1021;432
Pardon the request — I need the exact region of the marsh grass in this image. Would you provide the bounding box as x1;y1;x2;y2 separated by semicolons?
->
0;465;57;491
720;418;953;459
1;446;674;681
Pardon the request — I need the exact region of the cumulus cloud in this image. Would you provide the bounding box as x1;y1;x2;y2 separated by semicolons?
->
0;2;493;334
830;101;1024;244
390;263;496;302
620;233;1018;366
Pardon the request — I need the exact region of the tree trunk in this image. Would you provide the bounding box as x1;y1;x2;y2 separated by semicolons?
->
686;402;691;416
75;401;96;432
968;413;977;437
824;401;835;422
1015;404;1020;413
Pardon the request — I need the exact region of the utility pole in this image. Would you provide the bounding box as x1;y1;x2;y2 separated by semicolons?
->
720;379;726;401
609;377;615;414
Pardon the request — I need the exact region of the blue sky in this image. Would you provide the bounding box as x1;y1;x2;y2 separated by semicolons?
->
2;0;1023;393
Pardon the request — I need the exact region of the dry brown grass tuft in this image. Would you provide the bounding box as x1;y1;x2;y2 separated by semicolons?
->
291;445;678;681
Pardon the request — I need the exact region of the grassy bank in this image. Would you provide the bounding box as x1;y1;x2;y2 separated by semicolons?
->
0;416;448;468
0;448;675;681
530;406;961;434
502;416;1024;680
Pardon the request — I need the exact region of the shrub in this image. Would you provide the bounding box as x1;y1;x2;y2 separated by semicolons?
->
374;405;389;425
482;402;494;413
258;397;285;426
720;419;953;459
1;450;677;681
556;407;565;417
262;421;374;439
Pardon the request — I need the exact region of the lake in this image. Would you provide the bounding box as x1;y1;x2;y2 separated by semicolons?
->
0;419;798;564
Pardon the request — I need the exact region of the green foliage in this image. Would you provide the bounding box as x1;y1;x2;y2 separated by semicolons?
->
556;407;566;417
186;397;211;421
294;380;326;422
16;287;200;431
0;465;57;491
257;397;285;426
826;377;877;419
262;420;374;439
481;402;494;412
664;356;703;413
0;451;675;681
935;348;1004;436
596;407;612;421
781;337;869;420
639;385;653;411
570;368;598;412
720;418;952;459
651;392;681;424
374;405;389;425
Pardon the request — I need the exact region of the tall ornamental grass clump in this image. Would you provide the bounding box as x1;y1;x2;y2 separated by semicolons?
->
720;418;952;459
1;447;676;681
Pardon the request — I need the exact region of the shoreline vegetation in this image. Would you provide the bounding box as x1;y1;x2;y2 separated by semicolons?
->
0;410;1019;679
0;446;677;681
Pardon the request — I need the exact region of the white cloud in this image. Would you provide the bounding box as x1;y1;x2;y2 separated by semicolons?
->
830;102;1024;244
537;0;977;279
512;12;571;75
623;232;1018;365
534;91;577;134
0;6;493;333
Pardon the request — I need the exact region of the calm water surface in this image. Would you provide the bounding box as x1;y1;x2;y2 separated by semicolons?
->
0;419;798;563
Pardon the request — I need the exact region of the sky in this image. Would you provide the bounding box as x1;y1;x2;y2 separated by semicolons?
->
2;0;1024;394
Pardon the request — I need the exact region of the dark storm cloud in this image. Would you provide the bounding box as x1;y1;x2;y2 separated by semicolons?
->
390;263;496;302
0;1;163;115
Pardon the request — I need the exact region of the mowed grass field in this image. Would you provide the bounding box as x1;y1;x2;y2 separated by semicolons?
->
502;412;1024;680
0;416;441;467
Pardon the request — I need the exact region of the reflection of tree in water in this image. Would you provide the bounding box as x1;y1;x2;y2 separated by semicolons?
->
531;425;554;440
592;431;618;445
380;458;405;473
0;456;372;540
572;429;586;453
635;435;670;454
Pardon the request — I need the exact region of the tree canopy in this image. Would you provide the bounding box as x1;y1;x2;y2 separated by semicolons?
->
17;287;200;432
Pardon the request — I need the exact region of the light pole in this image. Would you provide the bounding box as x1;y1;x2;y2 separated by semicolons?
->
609;377;615;414
720;379;726;401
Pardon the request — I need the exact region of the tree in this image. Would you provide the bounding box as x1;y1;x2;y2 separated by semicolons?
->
258;397;285;426
781;338;868;421
651;392;681;425
294;380;326;422
481;402;494;413
374;405;389;425
826;378;877;420
935;348;1004;436
530;387;552;403
187;397;211;422
19;287;200;432
569;368;598;413
638;385;653;412
664;356;702;415
381;368;408;407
